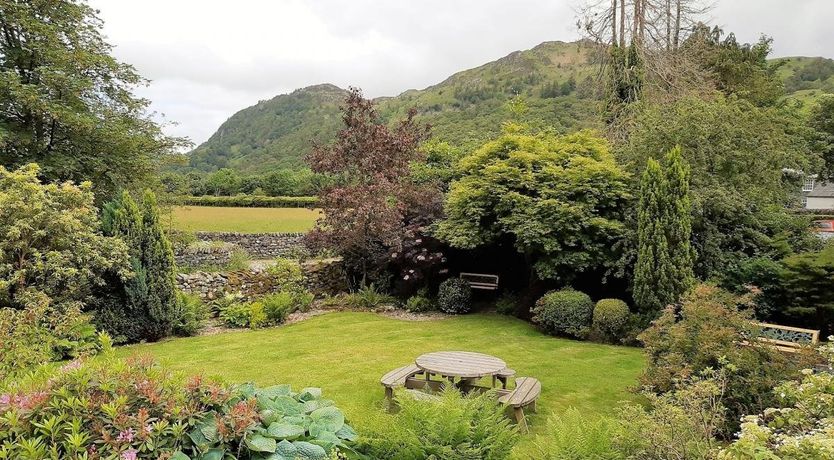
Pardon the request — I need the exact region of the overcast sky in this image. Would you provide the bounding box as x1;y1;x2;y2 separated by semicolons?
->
88;0;834;147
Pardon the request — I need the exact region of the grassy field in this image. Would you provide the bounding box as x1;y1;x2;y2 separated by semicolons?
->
117;312;645;457
167;206;320;233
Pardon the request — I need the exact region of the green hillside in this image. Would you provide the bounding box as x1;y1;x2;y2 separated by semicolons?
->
183;41;601;174
183;42;834;174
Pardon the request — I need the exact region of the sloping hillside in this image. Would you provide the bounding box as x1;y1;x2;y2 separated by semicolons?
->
184;41;601;174
184;42;834;174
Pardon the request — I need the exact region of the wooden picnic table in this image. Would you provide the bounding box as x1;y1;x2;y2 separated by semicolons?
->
415;351;507;380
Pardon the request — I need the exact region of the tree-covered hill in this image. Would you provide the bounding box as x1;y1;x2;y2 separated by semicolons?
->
183;41;834;174
183;41;601;174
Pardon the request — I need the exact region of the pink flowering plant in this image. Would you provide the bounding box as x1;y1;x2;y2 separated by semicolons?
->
0;353;358;459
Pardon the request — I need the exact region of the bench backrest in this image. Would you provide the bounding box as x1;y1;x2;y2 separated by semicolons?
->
459;272;499;290
753;322;820;350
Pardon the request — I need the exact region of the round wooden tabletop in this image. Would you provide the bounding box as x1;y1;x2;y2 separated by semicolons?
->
415;351;507;379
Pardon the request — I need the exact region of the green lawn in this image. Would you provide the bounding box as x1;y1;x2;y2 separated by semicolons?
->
168;206;320;233
118;312;644;456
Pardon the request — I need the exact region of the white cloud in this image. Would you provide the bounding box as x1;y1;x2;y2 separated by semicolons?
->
88;0;834;146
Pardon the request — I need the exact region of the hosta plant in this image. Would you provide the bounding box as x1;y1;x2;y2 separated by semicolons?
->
0;354;357;459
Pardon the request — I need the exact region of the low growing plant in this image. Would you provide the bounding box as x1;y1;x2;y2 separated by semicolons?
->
405;288;435;313
173;291;209;336
532;288;594;339
0;355;357;459
495;292;518;316
437;278;472;314
357;388;518;459
348;284;397;310
534;408;622;459
267;258;306;293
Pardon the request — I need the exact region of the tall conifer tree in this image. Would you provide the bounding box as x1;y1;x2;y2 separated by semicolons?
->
633;146;694;314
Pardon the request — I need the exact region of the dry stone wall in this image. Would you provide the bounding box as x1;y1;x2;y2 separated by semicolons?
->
194;232;307;259
176;258;347;300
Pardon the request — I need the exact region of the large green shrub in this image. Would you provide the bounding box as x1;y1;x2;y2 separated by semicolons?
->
639;284;814;436
0;164;127;312
592;299;631;342
0;355;356;459
437;278;473;314
613;369;727;460
357;388;518;459
98;190;179;343
532;289;594;339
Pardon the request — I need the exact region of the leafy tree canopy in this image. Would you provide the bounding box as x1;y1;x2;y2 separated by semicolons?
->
0;0;186;199
436;127;632;282
0;163;127;310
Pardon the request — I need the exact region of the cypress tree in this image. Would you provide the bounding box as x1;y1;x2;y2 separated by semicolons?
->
634;158;675;313
633;147;694;314
139;190;177;338
97;190;176;341
664;146;695;297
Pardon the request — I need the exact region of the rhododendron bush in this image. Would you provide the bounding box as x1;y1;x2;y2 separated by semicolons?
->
0;352;356;459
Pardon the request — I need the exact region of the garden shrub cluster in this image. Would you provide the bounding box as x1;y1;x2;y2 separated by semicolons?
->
219;291;313;329
639;284;815;436
357;388;519;459
437;278;472;314
532;289;595;339
405;288;435;313
0;354;356;459
718;340;834;459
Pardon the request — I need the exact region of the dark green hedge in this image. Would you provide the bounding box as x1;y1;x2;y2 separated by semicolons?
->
173;195;318;208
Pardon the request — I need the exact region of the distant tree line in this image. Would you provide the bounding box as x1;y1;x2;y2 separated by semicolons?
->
159;168;324;197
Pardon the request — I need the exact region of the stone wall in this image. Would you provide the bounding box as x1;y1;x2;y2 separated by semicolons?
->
195;232;307;259
176;258;347;300
174;242;237;268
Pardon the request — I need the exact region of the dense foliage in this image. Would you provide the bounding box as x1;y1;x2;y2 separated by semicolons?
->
436;278;473;314
172;195;317;208
532;289;594;339
96;190;179;343
436;128;631;283
633;147;695;314
0;0;184;200
358;388;519;459
639;284;813;436
719;341;834;459
306;88;441;286
0;354;356;459
618;96;819;280
0;164;127;311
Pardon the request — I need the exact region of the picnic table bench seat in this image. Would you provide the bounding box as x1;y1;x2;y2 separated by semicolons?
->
380;364;425;401
494;368;516;389
499;377;541;433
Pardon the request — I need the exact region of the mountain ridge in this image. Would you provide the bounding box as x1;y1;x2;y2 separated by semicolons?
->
183;41;834;175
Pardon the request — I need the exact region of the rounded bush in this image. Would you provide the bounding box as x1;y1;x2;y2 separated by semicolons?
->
532;288;594;338
592;298;631;341
437;278;473;314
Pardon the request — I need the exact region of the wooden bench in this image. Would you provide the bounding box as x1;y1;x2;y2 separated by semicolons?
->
746;322;820;353
380;364;424;405
498;377;541;433
459;272;499;291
